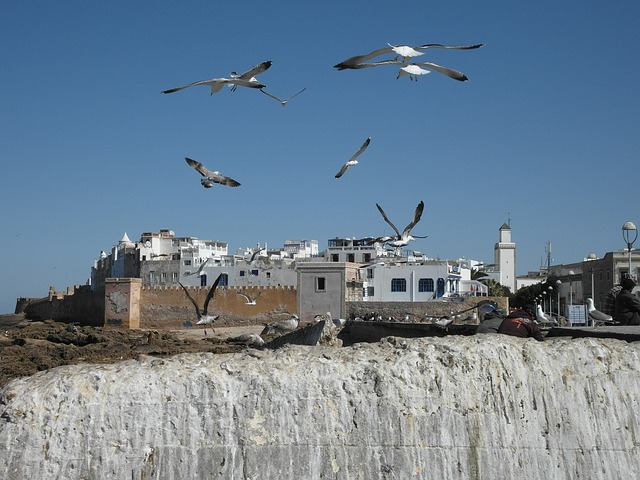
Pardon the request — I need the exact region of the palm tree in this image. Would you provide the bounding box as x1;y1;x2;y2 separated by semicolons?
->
480;278;511;297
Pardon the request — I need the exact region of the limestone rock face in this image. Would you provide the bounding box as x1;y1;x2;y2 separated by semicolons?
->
1;335;640;479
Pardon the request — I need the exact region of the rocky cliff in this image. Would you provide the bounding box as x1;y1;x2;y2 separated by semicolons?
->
1;334;639;479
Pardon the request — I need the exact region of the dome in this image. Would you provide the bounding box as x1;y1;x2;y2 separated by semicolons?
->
118;232;134;249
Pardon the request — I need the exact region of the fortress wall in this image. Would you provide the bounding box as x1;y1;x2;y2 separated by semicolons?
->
139;285;297;330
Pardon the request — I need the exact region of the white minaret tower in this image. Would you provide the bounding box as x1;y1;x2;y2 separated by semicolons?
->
494;222;516;292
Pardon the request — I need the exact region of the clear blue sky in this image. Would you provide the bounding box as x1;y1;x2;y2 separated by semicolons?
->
1;1;639;314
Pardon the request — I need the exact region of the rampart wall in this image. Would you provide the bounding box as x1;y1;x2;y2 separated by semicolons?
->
22;286;104;326
139;284;297;330
23;280;504;330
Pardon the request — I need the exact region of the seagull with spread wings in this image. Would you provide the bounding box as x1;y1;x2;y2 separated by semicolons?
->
237;290;261;305
260;87;307;106
335;136;371;179
375;200;427;248
334;43;484;70
185;157;240;188
228;61;273;91
161;60;271;95
184;257;211;277
352;59;471;82
178;273;222;335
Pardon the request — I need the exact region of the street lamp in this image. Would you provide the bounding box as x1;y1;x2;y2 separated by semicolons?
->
568;270;575;306
622;221;638;279
547;286;553;313
555;279;561;318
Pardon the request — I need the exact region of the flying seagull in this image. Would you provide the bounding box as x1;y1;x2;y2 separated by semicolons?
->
178;273;222;335
228;60;272;91
374;200;427;248
185;157;240;188
237;290;261;305
184;257;211;276
336;58;474;82
260;87;307;106
335;137;371;178
586;298;615;328
334;43;484;70
162;61;271;95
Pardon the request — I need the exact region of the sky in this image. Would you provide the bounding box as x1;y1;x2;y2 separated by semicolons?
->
1;1;639;314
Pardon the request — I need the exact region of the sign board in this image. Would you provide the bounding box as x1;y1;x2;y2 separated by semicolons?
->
568;304;587;326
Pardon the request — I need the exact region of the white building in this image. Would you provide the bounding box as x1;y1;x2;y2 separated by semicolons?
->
492;223;516;292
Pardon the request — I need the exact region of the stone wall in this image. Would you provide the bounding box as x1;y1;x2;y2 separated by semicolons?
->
2;335;640;479
22;285;104;326
139;284;297;329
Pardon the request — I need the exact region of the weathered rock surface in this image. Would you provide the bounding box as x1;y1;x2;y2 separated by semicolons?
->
1;334;640;479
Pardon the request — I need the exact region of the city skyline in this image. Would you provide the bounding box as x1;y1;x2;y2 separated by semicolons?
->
2;1;639;314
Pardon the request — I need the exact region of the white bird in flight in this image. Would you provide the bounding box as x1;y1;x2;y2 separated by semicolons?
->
237;290;261;305
162;61;271;95
335;136;371;178
185;157;240;188
260;87;307;106
586;298;615;328
228;60;273;91
336;58;474;82
178;273;222;335
334;43;484;71
184;257;211;277
374;200;427;248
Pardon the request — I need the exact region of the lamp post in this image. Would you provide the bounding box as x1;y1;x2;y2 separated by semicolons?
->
568;270;575;306
555;279;561;318
547;286;553;313
542;291;547;313
622;221;638;279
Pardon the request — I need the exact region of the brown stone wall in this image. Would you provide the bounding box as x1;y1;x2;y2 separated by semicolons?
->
139;285;297;330
104;278;142;329
23;286;104;326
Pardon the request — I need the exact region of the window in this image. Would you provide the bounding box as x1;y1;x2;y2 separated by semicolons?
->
366;286;375;297
391;278;406;292
240;270;245;277
347;253;355;263
366;268;374;279
363;253;371;263
161;272;167;283
331;254;339;262
149;271;156;284
266;272;271;279
184;260;192;266
251;269;259;276
172;272;178;283
219;274;229;286
316;276;326;292
419;278;434;292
